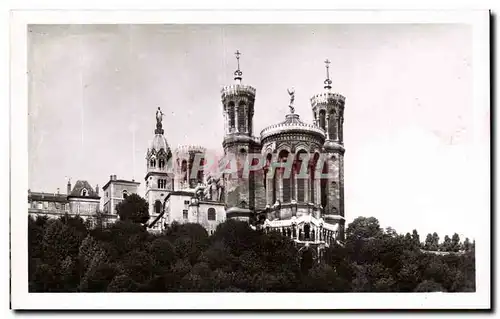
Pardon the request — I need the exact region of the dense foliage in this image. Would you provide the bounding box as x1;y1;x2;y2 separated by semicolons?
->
115;193;149;224
28;214;475;292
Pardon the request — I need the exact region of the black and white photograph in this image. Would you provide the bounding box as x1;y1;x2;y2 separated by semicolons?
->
9;9;490;310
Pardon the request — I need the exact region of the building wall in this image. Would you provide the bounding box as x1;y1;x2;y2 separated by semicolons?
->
28;200;69;213
68;198;100;216
103;182;140;214
145;173;173;222
167;194;193;224
190;202;226;235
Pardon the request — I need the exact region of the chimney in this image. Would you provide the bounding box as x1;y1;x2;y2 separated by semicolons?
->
57;188;60;195
67;180;71;195
95;184;99;196
110;175;117;181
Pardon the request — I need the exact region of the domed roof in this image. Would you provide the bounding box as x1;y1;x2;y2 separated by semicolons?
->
323;140;345;153
150;134;169;152
260;113;325;141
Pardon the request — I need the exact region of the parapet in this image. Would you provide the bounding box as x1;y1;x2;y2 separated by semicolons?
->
310;92;346;109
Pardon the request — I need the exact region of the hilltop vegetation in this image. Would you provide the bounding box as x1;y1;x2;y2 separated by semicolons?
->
28;215;475;292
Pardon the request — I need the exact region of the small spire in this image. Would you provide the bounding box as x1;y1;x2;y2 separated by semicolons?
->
324;59;332;90
234;50;243;83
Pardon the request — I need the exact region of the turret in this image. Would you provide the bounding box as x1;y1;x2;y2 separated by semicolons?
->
310;59;347;240
220;50;263;219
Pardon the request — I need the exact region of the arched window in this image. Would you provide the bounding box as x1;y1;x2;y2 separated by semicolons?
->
154;200;162;215
122;190;128;199
228;101;235;130
197;157;205;184
304;223;311;240
320;160;328;209
278;150;291;203
207;208;216;221
319;109;326;131
150;158;156;168
81;188;88;197
181;160;188;182
238;101;246;132
159;158;165;169
295;150;308;202
329;110;337;140
248;111;253;135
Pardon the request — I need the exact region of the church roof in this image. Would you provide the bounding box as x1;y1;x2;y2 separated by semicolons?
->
150;134;169;152
28;191;68;203
68;180;99;199
260;112;325;141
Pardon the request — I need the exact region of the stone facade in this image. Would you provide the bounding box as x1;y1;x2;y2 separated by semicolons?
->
28;179;116;225
102;175;140;215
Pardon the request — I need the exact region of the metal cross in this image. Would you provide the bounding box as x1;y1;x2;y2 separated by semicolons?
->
235;50;241;70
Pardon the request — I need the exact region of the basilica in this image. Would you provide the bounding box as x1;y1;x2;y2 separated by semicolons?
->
145;52;347;255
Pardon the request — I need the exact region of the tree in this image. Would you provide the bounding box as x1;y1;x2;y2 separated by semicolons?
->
431;232;440;251
441;235;452;252
28;214;476;293
414;280;445;292
412;229;421;248
424;233;433;250
149;238;176;268
451;233;461;252
116;193;149;224
42;219;85;264
346;217;383;241
385;227;398;238
107;274;139;292
463;237;471;252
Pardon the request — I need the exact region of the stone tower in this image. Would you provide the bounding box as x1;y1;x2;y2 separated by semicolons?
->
310;59;346;240
173;145;207;191
145;107;174;224
220;50;263;220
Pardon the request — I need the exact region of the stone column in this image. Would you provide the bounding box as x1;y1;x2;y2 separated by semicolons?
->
316;177;321;205
244;104;249;134
223;111;228;134
293;164;298;201
235;104;239;133
266;175;272;205
325;113;330;140
278;169;284;202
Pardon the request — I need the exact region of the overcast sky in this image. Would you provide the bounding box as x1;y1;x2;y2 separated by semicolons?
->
28;24;488;240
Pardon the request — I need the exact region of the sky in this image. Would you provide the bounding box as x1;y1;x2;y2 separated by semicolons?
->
28;24;488;240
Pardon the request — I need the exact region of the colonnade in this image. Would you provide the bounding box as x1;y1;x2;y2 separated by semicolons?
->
224;101;250;135
312;108;342;142
265;223;337;245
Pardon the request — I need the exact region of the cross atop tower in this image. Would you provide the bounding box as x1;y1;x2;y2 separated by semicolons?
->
234;49;243;82
324;58;332;90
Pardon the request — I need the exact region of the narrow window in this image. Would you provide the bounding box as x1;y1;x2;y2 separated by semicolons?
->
154;200;162;215
228;101;235;129
207;208;216;221
183;209;188;219
304;224;311;240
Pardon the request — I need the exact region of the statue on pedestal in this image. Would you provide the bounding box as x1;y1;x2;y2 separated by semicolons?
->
287;88;295;114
